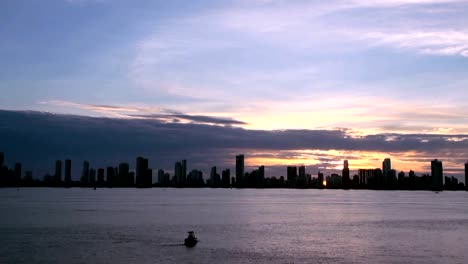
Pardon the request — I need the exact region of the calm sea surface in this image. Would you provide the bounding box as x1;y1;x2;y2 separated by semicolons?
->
0;188;467;264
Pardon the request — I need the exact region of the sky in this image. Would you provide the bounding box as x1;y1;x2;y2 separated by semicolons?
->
1;0;468;179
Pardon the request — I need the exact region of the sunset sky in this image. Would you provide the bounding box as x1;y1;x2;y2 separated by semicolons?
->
1;0;468;179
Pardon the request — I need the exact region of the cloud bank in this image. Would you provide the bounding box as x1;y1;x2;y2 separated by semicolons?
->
1;110;467;180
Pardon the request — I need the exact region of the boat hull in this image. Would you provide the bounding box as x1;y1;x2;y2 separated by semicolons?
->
184;239;198;247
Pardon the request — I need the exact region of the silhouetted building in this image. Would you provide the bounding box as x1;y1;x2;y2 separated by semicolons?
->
54;160;62;185
222;169;230;187
14;163;21;186
318;171;324;188
342;160;350;189
64;159;71;187
182;159;187;184
24;171;33;185
299;166;306;178
287;166;297;187
259;166;265;181
158;169;166;185
81;161;90;186
119;162;131;186
444;176;459;190
0;152;4;181
431;159;443;191
89;169;96;186
236;155;244;186
465;162;468;191
175;161;183;185
95;168;106;184
107;167;115;187
382;158;394;187
210;166;220;187
136;157;149;187
398;171;405;181
187;169;204;187
383;158;391;175
97;168;105;187
358;169;369;186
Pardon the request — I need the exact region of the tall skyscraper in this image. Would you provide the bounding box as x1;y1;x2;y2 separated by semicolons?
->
97;168;105;187
146;168;153;186
259;166;265;181
210;166;217;185
222;169;230;187
54;160;62;184
0;152;4;167
89;169;96;186
136;157;149;187
158;169;166;185
287;166;297;184
299;166;306;178
318;171;324;188
175;161;183;185
236;155;244;186
64;159;71;187
342;160;350;188
465;162;468;191
431;159;443;191
106;167;115;187
182;160;187;184
81;161;90;186
119;163;130;186
382;158;391;175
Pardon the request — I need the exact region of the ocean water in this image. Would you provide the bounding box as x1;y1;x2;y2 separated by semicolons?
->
0;188;467;264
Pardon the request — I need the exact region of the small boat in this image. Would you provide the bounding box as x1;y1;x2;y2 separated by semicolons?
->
184;231;198;247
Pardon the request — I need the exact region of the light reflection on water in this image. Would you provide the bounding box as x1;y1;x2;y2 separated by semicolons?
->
0;188;467;264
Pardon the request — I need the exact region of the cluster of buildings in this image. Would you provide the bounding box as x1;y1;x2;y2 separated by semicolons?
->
1;151;467;191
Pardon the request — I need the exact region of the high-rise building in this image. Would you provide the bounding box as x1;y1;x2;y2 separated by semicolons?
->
0;152;4;180
259;166;265;181
182;160;187;184
210;166;217;186
318;171;324;188
14;163;21;185
136;157;149;187
81;161;90;186
287;166;297;186
465;162;468;191
431;159;443;191
398;171;405;181
236;155;244;186
222;169;230;187
343;160;350;188
64;159;71;187
298;166;306;179
382;158;391;175
175;161;183;185
146;168;153;186
107;167;115;187
89;169;96;186
54;160;62;184
97;168;105;187
158;169;166;185
119;163;130;186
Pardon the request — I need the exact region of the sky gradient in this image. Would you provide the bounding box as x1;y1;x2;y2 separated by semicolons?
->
1;0;468;179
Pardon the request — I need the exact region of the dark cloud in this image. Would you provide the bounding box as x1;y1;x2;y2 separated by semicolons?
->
131;113;248;125
0;110;467;179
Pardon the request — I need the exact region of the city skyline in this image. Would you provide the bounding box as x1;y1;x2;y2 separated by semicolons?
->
2;1;468;182
1;147;467;190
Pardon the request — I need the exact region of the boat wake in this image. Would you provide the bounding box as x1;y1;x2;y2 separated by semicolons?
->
157;243;185;247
